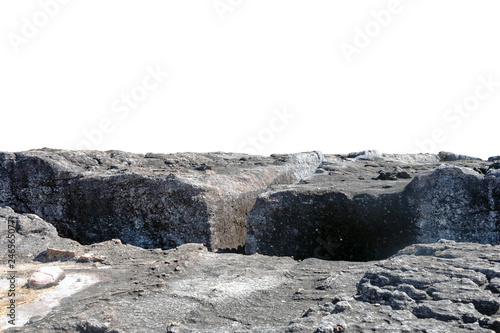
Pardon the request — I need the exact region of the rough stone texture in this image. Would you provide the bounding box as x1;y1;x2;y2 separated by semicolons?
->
0;206;81;264
3;209;500;332
287;240;500;332
0;149;323;251
3;149;499;261
3;148;500;331
406;166;500;244
246;153;500;260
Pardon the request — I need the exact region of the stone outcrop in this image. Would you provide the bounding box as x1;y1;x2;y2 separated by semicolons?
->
246;153;500;260
2;148;500;262
0;149;323;251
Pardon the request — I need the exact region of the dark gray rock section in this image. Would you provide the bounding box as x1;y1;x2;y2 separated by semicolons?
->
406;166;500;244
247;154;500;260
438;151;482;161
0;149;322;251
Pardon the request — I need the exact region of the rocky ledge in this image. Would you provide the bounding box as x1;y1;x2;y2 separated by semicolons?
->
1;149;500;332
247;151;500;261
0;149;323;251
1;149;499;261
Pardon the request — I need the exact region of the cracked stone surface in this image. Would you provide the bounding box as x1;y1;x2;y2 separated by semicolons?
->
287;241;500;332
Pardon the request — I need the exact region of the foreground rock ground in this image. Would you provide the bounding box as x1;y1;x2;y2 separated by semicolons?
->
3;207;500;332
1;149;500;332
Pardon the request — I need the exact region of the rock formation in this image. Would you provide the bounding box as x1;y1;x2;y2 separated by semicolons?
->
0;149;323;251
246;152;500;260
1;149;500;332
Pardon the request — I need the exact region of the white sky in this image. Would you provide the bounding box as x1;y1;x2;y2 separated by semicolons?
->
1;0;499;159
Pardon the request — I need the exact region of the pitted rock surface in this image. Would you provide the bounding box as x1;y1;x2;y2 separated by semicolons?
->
287;241;500;332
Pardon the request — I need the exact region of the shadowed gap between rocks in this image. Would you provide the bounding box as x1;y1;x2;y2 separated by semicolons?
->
246;191;419;262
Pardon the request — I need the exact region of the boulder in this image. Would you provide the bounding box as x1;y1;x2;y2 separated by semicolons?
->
28;266;66;289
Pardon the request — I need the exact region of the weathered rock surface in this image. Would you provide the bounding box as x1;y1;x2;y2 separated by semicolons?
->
0;206;81;263
0;149;323;251
3;209;500;332
288;240;500;332
3;149;500;331
246;153;500;260
2;149;499;261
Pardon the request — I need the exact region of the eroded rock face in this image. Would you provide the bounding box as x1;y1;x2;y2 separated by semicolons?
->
405;166;500;244
0;149;323;251
3;149;500;261
246;154;500;260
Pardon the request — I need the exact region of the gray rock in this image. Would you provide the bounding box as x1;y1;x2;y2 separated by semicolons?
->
0;149;322;251
0;206;81;263
438;151;482;161
2;207;500;332
246;155;499;261
3;149;500;332
347;150;382;159
289;241;500;332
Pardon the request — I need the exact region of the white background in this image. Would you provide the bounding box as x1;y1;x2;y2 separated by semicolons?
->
1;0;499;159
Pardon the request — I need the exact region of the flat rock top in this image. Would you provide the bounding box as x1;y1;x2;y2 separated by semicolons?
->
276;153;493;198
1;149;303;178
